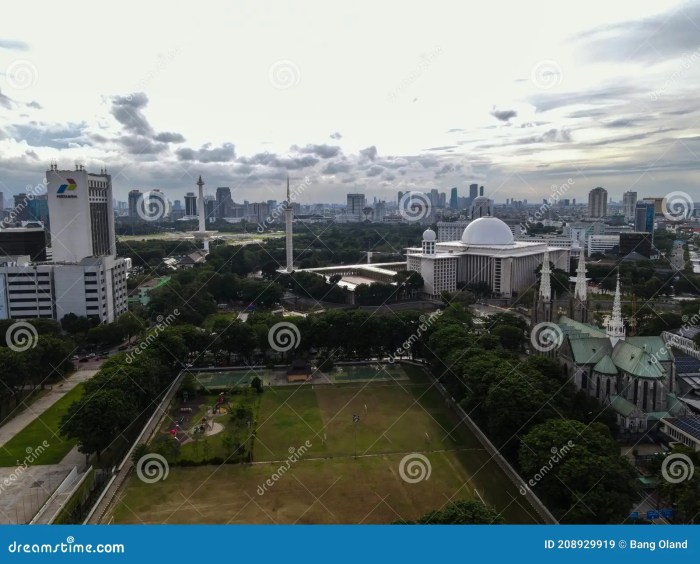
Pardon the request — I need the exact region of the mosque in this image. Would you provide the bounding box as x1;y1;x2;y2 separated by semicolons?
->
406;216;568;299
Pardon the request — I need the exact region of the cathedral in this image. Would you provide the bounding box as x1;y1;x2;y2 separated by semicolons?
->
532;251;685;434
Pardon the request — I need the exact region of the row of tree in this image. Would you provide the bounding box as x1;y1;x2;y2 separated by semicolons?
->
424;303;639;523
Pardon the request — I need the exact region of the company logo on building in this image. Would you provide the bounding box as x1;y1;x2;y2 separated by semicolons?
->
57;178;78;198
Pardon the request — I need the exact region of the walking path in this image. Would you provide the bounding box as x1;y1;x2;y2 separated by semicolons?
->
0;367;98;448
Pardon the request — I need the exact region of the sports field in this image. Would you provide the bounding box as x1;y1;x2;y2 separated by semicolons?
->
110;366;541;524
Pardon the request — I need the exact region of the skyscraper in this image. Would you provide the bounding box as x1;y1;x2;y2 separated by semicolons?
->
216;187;232;219
634;200;655;233
623;191;637;221
184;192;197;216
346;193;366;222
450;187;458;209
469;183;478;201
128;189;142;218
588;187;608;218
47;164;116;262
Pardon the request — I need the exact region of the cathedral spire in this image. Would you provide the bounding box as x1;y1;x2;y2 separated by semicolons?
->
574;249;587;302
606;271;626;346
539;246;552;302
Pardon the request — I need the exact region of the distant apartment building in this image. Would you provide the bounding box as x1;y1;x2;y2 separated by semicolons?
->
184;192;197;216
635;200;655;233
346;193;366;222
588;187;608;218
623;191;637;221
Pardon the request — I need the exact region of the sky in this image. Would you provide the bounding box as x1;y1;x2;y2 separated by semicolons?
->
1;0;700;205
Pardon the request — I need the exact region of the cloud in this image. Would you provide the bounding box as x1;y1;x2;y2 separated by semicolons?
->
529;85;639;112
491;108;517;122
366;165;384;177
111;93;154;136
12;122;88;149
0;89;12;110
154;131;185;143
359;145;378;161
176;142;236;163
330;132;342;139
322;161;351;174
119;135;169;155
517;128;572;144
604;118;637;128
577;3;700;64
0;39;29;51
26;100;42;109
293;143;341;158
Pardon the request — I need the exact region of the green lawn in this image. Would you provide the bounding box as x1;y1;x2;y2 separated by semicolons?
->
0;384;85;467
111;364;542;524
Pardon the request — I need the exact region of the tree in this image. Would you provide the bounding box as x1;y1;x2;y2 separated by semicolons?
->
492;324;525;351
519;419;638;523
251;376;264;393
61;388;138;463
397;500;503;524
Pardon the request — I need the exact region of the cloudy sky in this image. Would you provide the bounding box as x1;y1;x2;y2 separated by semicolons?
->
1;0;700;205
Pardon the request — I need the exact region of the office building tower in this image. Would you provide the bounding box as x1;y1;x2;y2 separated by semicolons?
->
450;187;458;209
128;190;142;218
346;193;366;222
588;187;608;218
634;200;655;233
216;187;233;219
185;192;197;216
469;184;478;201
623;191;637;221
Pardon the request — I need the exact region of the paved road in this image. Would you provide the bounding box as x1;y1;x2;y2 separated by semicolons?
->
0;367;98;448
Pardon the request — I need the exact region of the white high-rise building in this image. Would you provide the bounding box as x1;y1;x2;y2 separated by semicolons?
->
0;165;128;323
46;165;116;263
346;193;366;222
623;191;637;221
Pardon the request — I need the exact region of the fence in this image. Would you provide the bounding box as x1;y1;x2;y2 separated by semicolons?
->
401;360;558;524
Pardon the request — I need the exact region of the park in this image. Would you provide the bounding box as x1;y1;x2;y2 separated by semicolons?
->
108;364;542;524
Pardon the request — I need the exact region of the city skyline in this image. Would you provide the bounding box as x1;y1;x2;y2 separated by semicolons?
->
1;0;700;204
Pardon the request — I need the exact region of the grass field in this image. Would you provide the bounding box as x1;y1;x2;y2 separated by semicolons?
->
111;366;541;524
0;384;84;467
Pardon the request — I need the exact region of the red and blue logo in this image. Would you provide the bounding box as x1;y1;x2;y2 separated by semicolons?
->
57;178;77;194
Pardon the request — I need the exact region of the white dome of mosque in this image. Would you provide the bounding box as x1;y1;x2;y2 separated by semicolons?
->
461;217;514;245
422;228;436;242
471;196;491;205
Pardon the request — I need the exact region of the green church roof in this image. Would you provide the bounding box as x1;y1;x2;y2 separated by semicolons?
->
593;354;618;375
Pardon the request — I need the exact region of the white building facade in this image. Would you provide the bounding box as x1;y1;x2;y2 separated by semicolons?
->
407;217;568;299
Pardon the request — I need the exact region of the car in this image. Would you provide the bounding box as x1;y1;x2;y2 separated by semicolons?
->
79;357;89;363
87;352;96;358
71;355;79;361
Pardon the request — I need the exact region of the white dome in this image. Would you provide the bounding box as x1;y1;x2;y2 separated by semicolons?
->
461;217;514;245
422;228;436;242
